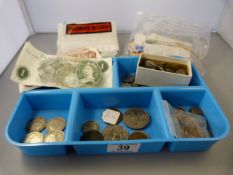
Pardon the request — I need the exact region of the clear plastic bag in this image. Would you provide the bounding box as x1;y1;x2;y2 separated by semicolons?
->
57;21;119;58
129;12;211;75
163;100;210;138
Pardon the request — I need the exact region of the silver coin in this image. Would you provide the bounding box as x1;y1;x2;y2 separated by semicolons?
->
44;130;65;142
24;132;43;144
46;117;66;132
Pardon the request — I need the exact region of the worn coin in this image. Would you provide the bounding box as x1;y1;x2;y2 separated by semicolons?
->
28;116;46;132
122;75;135;83
44;130;65;142
46;117;66;132
129;131;148;140
103;125;128;141
189;107;204;116
80;130;104;141
123;108;150;129
82;120;99;133
24;132;43;144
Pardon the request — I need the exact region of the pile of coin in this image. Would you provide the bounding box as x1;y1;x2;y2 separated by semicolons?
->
140;59;188;75
80;108;150;141
174;106;210;138
23;116;66;144
121;75;145;87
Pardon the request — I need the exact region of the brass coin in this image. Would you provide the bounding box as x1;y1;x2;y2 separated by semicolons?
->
122;75;135;83
129;131;148;140
46;117;66;132
28;116;46;132
80;130;104;141
24;132;43;144
82;120;99;133
189;107;204;116
44;130;65;142
103;125;128;141
123;108;150;129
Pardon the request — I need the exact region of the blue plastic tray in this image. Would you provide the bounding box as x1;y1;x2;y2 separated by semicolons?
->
5;56;230;155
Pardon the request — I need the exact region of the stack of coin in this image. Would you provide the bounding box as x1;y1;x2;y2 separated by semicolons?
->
80;120;104;141
141;59;188;75
23;116;66;144
44;117;66;142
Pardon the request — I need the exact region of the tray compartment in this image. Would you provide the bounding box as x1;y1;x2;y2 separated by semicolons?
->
69;89;169;155
159;88;229;152
5;90;73;156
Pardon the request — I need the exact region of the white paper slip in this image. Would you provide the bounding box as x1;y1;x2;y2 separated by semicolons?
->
102;109;120;125
107;144;141;153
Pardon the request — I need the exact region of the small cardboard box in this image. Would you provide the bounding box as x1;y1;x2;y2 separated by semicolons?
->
135;54;192;86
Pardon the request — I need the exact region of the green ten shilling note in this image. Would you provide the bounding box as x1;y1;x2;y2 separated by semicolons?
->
11;42;112;88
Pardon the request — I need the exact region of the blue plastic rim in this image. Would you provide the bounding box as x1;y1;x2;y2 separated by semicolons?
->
5;56;230;155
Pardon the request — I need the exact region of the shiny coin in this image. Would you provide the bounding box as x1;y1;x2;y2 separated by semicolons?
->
123;108;150;129
24;132;43;144
28;116;46;132
129;131;148;140
80;130;104;141
189;107;204;116
46;117;66;132
103;125;128;141
44;130;65;142
82;120;99;133
122;75;135;83
121;83;132;87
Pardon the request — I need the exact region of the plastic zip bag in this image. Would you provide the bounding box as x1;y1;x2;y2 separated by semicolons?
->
163;100;210;138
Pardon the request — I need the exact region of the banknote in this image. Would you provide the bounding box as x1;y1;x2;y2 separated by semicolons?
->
11;42;112;88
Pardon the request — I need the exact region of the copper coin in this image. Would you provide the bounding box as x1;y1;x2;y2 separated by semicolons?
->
129;131;148;140
189;107;204;116
103;125;128;141
28;116;46;132
46;117;66;132
123;108;150;129
80;130;104;141
82;120;99;133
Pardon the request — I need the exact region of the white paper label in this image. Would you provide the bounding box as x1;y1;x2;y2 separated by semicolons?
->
102;109;120;125
107;144;141;153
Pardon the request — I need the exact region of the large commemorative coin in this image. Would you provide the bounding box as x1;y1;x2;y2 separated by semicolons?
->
123;108;150;129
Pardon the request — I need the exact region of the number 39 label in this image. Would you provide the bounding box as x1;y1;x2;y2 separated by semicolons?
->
107;144;141;153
